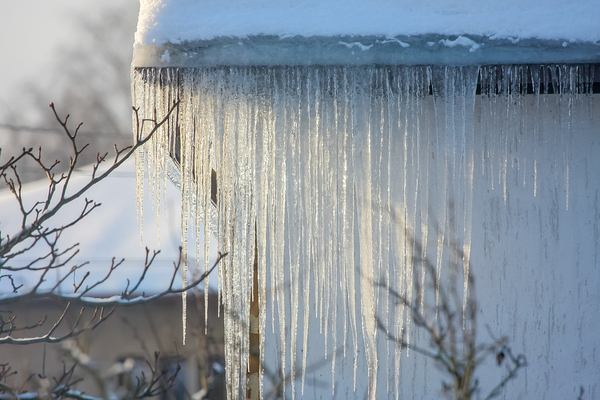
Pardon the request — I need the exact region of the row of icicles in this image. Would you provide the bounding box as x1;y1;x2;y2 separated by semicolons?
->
132;64;595;400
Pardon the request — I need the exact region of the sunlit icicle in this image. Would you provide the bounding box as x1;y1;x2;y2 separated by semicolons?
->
502;66;510;206
564;65;577;211
337;67;359;391
392;69;406;388
408;68;422;317
244;70;257;400
189;69;213;332
330;67;342;393
180;70;193;346
219;70;234;399
371;68;383;322
287;67;302;400
274;68;289;400
531;65;541;198
269;70;280;334
132;69;146;248
431;67;449;317
314;77;326;342
405;67;419;355
352;67;378;400
381;67;393;395
419;67;430;317
256;68;273;400
460;67;479;320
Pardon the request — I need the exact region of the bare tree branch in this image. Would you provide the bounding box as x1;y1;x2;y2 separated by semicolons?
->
0;98;228;350
1;99;180;264
0;251;227;345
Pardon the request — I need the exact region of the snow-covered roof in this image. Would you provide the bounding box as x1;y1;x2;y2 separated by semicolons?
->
133;0;600;67
136;0;600;45
0;158;218;296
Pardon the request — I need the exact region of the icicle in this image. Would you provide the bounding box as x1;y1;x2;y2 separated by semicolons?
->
352;67;378;400
287;67;301;400
408;67;421;321
431;67;448;317
419;67;430;317
327;69;340;395
270;70;280;336
256;67;273;400
340;67;359;392
180;70;193;345
132;68;147;248
381;67;393;396
460;67;478;322
531;65;541;198
564;65;575;211
301;66;318;394
275;68;289;400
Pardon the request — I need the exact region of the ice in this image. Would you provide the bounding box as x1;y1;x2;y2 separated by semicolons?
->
378;38;410;48
439;36;481;52
132;64;599;400
338;41;373;51
133;35;600;69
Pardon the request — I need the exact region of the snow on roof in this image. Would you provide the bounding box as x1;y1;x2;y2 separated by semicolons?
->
135;0;600;46
0;158;218;296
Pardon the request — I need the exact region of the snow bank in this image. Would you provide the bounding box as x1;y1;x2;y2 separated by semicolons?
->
135;0;600;46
